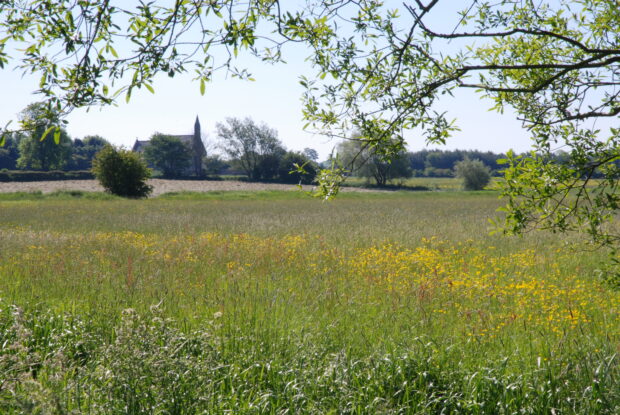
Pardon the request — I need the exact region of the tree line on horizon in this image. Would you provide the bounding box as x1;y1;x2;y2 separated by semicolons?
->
0;126;511;185
0;120;580;187
0;105;321;184
1;104;590;187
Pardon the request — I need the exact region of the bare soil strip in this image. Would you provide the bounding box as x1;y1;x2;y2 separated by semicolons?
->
0;179;380;196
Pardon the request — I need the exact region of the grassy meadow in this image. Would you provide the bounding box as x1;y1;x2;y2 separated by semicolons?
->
343;176;468;191
1;190;619;413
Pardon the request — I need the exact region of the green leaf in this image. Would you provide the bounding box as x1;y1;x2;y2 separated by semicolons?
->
200;78;205;95
40;126;56;142
53;127;61;144
145;83;154;94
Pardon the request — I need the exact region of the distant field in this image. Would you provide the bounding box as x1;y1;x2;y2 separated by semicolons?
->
343;176;465;190
0;179;320;195
1;191;618;413
0;176;480;195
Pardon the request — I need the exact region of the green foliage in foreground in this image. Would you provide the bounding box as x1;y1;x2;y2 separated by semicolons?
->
0;194;618;413
2;304;617;414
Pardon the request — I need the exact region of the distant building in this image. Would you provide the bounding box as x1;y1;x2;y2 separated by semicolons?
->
133;116;207;176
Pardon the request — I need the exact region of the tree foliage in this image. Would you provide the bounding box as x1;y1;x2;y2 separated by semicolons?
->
455;158;492;191
217;117;286;181
0;135;22;170
16;103;72;171
17;134;72;171
0;1;619;246
278;151;318;184
70;135;110;170
143;133;191;178
337;138;412;186
92;146;152;198
302;148;320;162
401;150;506;177
203;155;229;176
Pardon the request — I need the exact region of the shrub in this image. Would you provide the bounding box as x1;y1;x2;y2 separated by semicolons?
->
454;158;491;190
92;146;152;198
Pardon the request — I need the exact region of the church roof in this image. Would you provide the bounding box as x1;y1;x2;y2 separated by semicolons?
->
131;117;205;175
132;139;150;152
132;117;205;155
170;135;194;145
132;135;195;151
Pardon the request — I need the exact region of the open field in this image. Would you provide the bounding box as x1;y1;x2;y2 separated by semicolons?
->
343;176;470;191
0;176;471;195
1;191;619;413
0;179;388;196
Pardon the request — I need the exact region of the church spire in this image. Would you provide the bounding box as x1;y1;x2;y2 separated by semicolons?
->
194;115;200;137
192;116;205;177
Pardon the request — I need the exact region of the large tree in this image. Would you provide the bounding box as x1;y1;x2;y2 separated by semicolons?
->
0;134;21;170
142;133;191;178
70;135;110;170
337;138;412;186
217;117;286;181
16;103;72;171
0;1;619;245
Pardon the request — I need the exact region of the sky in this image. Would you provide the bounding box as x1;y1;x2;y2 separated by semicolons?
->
0;2;535;161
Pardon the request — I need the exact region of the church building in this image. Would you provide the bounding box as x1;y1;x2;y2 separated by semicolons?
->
132;116;207;176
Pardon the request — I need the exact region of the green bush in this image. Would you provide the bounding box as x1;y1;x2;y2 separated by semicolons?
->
92;146;152;198
454;158;491;190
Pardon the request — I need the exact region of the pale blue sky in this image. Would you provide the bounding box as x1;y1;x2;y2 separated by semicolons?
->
0;2;535;160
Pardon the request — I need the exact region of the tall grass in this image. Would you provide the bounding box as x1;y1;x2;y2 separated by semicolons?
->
0;191;618;413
